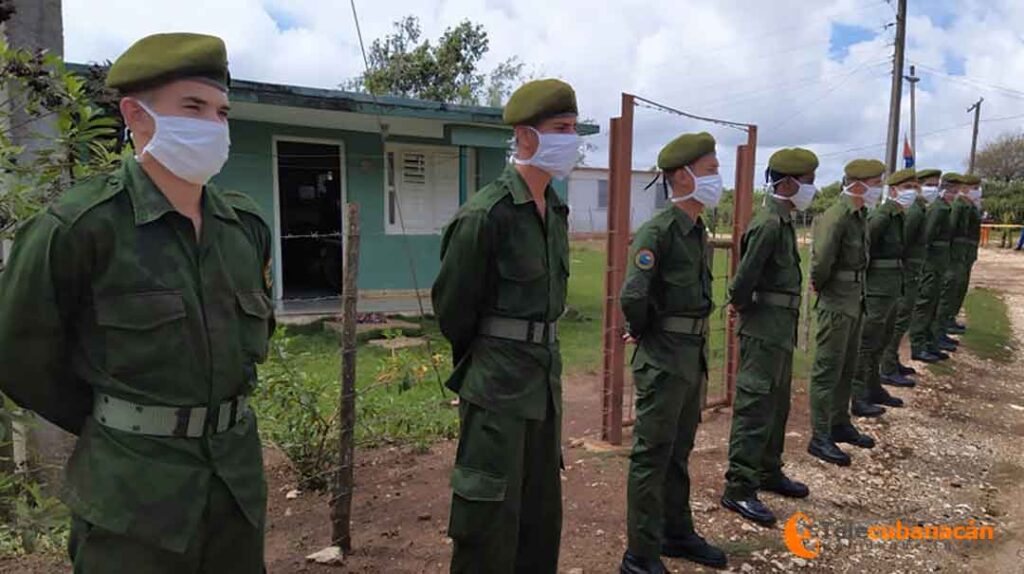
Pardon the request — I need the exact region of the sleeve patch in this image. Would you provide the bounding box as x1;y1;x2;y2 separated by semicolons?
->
634;249;655;270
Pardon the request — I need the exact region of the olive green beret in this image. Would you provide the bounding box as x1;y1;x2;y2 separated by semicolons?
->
768;148;819;175
107;33;229;92
844;159;886;180
941;172;965;184
657;132;716;170
916;168;942;181
503;79;578;126
963;174;982;185
887;168;917;186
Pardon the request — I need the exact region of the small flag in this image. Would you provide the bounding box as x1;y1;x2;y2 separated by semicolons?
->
903;135;914;168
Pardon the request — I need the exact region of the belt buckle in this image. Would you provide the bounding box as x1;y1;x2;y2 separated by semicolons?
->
172;407;192;438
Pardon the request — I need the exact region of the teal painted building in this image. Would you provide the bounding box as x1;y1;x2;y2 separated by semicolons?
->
214;79;578;310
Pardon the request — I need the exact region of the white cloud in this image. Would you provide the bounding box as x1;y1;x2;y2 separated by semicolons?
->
63;0;1024;186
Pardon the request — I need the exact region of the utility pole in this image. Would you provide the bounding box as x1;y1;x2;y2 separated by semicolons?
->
884;0;908;172
904;64;920;164
968;98;983;175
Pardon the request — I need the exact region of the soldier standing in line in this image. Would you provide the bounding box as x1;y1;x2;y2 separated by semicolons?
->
618;132;728;574
937;174;983;339
720;148;819;527
910;173;964;363
432;78;579;574
806;159;885;467
853;169;920;410
0;34;275;572
879;169;941;386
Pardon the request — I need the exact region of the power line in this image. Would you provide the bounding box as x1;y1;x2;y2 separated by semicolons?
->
769;57;892;132
349;0;446;396
912;62;1024;101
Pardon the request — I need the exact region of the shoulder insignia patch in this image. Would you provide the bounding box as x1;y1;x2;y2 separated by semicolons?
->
634;248;656;270
263;259;273;291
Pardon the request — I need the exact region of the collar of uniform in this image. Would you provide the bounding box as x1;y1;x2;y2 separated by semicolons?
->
841;193;866;217
124;159;239;226
769;197;793;223
124;158;177;226
880;199;901;216
670;205;698;234
501;163;566;208
203;184;241;223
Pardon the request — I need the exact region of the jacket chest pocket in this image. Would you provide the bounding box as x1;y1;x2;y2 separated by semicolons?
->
660;264;702;304
495;254;547;314
95;291;187;378
236;291;273;363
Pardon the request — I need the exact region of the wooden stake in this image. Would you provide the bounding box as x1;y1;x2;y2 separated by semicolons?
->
331;203;360;552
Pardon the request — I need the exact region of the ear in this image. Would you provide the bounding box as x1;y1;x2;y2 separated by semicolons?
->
119;97;147;132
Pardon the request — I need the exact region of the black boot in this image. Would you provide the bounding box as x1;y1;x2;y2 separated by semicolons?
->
947;323;966;334
937;338;958;352
721;494;777;526
807;435;851;466
869;388;904;408
661;531;727;569
761;475;810;498
831;424;876;449
933;349;951;360
897;363;917;376
620;551;666;574
852;398;886;417
911;349;942;363
881;371;916;387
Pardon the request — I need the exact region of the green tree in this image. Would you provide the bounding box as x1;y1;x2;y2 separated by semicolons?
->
0;39;122;242
347;15;528;107
973;131;1024;182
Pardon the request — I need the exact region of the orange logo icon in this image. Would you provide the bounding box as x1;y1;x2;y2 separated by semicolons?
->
784;511;821;559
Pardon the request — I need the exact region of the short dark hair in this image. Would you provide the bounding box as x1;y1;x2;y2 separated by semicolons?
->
766;168;788;185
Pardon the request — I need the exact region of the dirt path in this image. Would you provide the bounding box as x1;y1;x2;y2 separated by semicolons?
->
3;249;1024;573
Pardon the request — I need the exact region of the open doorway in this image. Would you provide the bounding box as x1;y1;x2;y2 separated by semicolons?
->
274;138;344;302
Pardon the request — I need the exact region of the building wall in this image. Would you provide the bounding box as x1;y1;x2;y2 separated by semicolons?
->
216;119;508;294
567;169;660;233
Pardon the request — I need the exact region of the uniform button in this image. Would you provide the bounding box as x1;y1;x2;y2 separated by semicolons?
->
131;425;141;432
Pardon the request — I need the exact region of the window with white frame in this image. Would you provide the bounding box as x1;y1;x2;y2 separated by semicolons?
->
385;145;462;235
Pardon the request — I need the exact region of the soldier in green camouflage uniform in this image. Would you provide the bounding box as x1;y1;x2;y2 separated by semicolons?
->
618;133;727;574
853;169;919;410
937;174;983;338
721;148;818;528
879;169;942;385
910;173;965;362
806;159;884;468
432;79;578;574
0;34;274;573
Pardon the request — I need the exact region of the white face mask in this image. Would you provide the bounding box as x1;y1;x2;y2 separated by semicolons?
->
513;127;581;180
843;182;882;208
894;187;918;208
921;186;940;204
671;166;724;209
770;177;818;211
134;100;231;185
968;188;983;204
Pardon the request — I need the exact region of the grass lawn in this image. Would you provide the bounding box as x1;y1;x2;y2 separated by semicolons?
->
960;287;1015;362
253;238;821;464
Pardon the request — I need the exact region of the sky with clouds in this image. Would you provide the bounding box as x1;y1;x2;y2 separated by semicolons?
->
64;0;1024;187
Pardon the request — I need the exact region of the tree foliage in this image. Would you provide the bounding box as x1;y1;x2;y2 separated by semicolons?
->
973;131;1024;182
0;40;122;241
347;15;529;107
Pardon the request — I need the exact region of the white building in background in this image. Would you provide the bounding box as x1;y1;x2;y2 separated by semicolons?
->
567;167;665;233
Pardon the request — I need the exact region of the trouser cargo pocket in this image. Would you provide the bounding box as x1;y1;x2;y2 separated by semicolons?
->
448;465;507;542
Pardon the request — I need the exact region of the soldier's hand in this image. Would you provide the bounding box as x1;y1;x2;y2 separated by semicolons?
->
622;333;637;345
